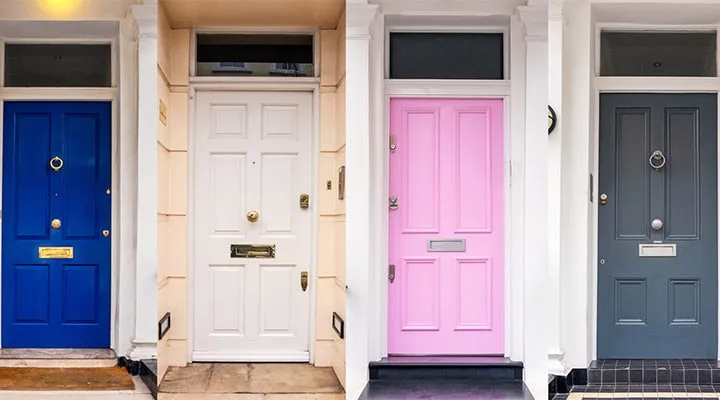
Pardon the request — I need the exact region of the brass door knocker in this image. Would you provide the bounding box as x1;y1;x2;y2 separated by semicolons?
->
49;156;63;172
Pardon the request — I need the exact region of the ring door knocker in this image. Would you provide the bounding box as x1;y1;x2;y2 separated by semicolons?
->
49;156;63;172
649;150;666;170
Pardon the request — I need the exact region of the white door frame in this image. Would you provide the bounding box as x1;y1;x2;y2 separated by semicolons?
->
588;22;720;360
187;80;321;363
0;28;132;353
366;11;527;362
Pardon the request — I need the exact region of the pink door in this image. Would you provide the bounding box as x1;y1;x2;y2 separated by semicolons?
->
388;98;504;355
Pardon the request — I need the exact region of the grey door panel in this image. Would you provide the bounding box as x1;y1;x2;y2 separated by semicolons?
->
598;93;718;358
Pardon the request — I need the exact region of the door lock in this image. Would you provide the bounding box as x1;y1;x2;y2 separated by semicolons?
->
388;264;395;283
299;194;310;209
300;271;308;292
600;193;608;205
389;196;398;210
102;230;110;237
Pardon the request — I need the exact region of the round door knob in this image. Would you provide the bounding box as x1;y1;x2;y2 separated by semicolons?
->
51;219;61;229
651;218;663;231
246;211;259;223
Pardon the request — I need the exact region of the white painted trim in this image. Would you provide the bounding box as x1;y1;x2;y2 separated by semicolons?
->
186;81;321;365
595;77;720;92
0;32;129;354
192;351;311;363
189;27;321;79
384;80;511;97
189;77;321;86
0;88;117;100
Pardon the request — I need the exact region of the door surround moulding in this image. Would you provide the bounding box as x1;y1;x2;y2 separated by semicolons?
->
365;6;526;365
588;18;720;360
0;27;130;354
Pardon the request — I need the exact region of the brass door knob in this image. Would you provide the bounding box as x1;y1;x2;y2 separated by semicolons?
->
51;219;61;229
246;211;259;223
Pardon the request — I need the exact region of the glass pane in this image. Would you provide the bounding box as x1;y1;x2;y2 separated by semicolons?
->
389;32;504;80
196;34;314;77
4;44;112;87
600;31;717;77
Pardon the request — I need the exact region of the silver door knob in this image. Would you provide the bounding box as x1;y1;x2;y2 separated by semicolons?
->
651;218;663;231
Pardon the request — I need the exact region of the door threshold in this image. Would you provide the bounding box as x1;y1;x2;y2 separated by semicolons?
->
0;348;117;368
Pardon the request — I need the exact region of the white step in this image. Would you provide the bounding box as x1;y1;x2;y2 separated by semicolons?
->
0;349;117;368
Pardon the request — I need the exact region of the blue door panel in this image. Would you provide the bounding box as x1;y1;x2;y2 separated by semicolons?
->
2;101;111;348
62;265;99;323
15;113;52;239
15;265;50;322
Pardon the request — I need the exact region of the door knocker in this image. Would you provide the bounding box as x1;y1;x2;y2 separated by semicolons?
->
49;156;63;172
649;150;666;170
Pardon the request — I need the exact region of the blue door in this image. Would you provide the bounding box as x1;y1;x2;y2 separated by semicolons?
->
1;101;112;348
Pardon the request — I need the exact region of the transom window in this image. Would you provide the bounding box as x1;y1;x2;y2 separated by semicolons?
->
388;32;505;80
599;31;717;77
3;43;112;87
195;34;315;77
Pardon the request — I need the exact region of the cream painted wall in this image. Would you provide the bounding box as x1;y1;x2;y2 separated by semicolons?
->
317;11;347;388
157;4;190;382
155;6;346;386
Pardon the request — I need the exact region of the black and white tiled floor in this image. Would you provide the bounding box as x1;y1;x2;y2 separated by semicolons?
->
588;360;720;385
563;393;720;399
552;360;720;400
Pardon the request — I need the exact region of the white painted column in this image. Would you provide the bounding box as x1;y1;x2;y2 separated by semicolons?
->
548;0;566;376
518;5;549;399
345;2;379;399
559;0;593;369
129;3;158;360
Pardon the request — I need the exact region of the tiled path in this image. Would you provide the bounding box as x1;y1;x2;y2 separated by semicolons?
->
0;375;152;399
563;393;720;399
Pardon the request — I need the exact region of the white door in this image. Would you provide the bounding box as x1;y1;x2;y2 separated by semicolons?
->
193;90;313;361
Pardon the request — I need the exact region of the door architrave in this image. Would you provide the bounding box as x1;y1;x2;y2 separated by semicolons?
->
369;9;526;363
0;34;125;351
590;23;720;360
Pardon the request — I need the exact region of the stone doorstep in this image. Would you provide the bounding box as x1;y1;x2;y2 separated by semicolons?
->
0;349;117;368
159;363;344;395
160;395;345;399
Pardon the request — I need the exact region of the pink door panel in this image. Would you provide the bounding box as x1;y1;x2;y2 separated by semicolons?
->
388;98;504;355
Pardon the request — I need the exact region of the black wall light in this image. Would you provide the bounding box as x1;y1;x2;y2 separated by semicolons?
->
548;105;557;134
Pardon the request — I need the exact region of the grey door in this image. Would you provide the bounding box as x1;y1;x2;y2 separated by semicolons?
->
598;93;718;359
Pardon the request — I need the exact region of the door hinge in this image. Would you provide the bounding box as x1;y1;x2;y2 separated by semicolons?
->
509;161;513;186
390;135;397;153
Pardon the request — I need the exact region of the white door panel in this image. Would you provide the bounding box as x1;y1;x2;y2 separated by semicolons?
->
193;91;313;361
